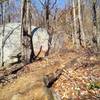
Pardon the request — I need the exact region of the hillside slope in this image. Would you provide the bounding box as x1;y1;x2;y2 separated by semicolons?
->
0;48;100;100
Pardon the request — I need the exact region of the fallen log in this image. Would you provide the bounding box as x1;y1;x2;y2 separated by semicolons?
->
0;63;24;81
43;56;86;88
43;69;62;88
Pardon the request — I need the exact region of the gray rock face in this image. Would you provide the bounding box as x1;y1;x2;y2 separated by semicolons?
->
0;23;49;66
32;27;49;58
49;32;68;54
0;23;21;66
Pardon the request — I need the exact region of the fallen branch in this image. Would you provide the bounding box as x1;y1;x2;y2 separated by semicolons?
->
43;69;62;88
43;56;84;88
0;63;24;81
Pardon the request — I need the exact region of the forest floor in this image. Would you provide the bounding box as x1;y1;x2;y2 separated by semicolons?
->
0;44;100;100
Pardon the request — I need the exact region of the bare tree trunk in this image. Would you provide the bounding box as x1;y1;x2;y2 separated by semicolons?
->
72;0;80;48
27;0;31;36
21;0;25;64
45;0;50;31
1;3;5;67
77;0;86;47
26;0;33;62
1;22;5;67
7;0;10;23
91;0;99;51
0;3;3;24
39;0;57;33
21;0;31;64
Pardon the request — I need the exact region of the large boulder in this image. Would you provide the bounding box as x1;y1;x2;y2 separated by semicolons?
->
32;27;49;58
0;23;49;66
0;23;21;66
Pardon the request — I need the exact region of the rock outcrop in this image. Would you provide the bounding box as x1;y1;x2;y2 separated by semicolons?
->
0;23;49;66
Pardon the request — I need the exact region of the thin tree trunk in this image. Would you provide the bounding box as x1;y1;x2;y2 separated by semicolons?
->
21;0;28;64
72;0;76;44
72;0;80;48
92;0;99;51
21;0;24;63
45;0;50;31
26;0;33;62
1;3;3;25
1;23;5;67
7;0;10;23
77;0;86;47
1;3;5;67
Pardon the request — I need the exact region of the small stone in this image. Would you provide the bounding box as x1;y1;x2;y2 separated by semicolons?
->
11;94;22;100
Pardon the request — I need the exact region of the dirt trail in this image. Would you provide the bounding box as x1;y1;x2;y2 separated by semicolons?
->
0;49;78;100
0;49;100;100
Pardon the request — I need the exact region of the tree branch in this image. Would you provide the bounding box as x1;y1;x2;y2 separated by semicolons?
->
50;0;57;9
38;0;45;7
2;24;21;48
